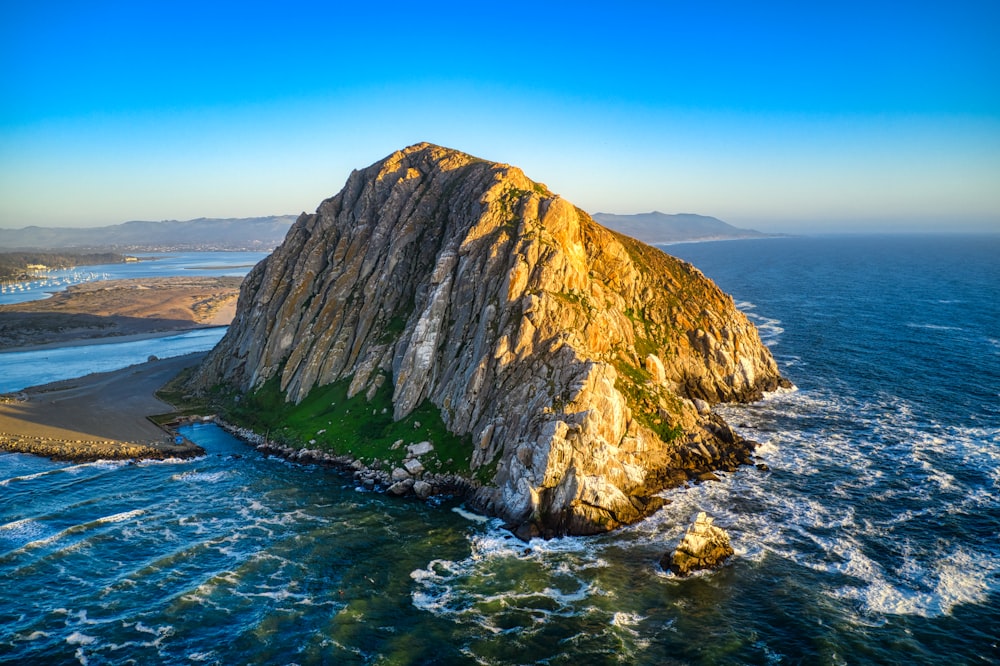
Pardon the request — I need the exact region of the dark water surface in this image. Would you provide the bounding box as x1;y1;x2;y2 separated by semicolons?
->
2;235;998;664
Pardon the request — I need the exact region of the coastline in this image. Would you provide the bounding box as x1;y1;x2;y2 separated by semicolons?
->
212;417;477;502
0;353;207;462
0;347;474;501
0;326;229;354
0;275;240;351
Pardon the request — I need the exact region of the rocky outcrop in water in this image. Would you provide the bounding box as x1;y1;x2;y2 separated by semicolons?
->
188;143;787;537
662;511;735;575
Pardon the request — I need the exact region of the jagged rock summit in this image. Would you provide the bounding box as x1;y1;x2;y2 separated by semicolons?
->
189;143;787;537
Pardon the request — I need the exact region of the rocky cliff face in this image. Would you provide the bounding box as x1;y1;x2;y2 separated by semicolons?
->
189;143;787;537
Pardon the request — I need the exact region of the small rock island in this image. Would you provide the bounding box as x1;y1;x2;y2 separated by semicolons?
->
187;143;788;538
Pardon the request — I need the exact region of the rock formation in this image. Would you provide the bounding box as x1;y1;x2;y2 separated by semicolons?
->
188;143;787;537
662;511;735;575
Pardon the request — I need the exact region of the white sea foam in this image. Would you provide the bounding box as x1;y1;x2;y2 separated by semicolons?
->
137;456;201;466
707;385;1000;618
5;508;148;566
87;460;130;470
833;547;994;618
1;470;59;486
410;522;610;640
736;302;785;345
96;509;145;525
171;470;229;483
98;622;176;657
610;610;645;632
906;322;965;331
66;631;96;645
0;459;127;485
452;506;490;523
754;316;785;342
0;517;47;545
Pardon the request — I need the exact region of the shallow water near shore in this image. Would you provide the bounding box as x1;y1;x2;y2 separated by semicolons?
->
1;235;998;664
0;327;227;394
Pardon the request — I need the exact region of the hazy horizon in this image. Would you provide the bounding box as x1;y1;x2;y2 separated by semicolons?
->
2;2;998;235
4;212;1000;238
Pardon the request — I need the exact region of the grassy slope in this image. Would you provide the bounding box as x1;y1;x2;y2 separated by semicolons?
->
161;368;474;477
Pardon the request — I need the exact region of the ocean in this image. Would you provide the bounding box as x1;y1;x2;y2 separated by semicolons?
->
1;236;998;664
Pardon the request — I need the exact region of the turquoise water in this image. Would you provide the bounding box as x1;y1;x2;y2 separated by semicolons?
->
1;236;998;664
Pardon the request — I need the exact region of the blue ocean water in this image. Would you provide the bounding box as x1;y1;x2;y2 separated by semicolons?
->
1;235;998;664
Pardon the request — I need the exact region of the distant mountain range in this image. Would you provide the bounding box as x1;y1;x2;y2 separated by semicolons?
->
592;212;773;244
0;216;298;251
0;211;771;252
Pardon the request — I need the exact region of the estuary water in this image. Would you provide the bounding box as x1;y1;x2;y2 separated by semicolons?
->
0;251;268;392
1;236;999;664
0;328;228;394
0;251;268;306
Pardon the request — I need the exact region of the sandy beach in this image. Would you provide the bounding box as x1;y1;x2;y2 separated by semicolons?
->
0;352;207;461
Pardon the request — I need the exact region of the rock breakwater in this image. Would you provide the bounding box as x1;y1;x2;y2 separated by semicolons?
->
0;430;202;462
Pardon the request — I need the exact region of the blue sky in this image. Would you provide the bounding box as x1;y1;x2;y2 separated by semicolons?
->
1;1;998;232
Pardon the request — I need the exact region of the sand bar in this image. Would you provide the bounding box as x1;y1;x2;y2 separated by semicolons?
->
0;353;207;462
0;276;241;350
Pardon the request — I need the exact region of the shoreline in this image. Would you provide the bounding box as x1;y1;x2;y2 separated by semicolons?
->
0;325;228;354
0;275;240;351
0;349;474;502
210;418;478;503
0;353;208;462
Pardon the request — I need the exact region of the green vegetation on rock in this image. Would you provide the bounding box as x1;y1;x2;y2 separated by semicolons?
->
220;373;473;475
609;356;684;444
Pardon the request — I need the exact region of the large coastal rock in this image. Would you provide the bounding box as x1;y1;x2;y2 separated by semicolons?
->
189;143;787;537
662;512;735;575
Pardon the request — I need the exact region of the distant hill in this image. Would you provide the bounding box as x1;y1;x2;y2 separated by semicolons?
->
592;212;771;244
0;216;298;251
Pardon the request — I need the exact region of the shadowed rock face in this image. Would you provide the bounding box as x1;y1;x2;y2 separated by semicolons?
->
189;143;787;537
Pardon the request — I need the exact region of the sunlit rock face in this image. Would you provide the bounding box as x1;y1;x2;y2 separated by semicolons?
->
662;512;736;575
190;143;787;537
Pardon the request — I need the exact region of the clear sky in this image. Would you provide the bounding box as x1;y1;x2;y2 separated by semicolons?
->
1;1;998;233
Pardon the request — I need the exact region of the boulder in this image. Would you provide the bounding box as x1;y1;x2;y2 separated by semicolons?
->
662;511;734;575
403;458;425;476
386;478;415;496
407;441;434;457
